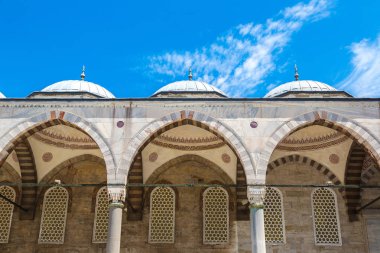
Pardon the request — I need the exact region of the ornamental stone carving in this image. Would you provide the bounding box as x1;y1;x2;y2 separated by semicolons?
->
108;188;126;206
247;186;266;208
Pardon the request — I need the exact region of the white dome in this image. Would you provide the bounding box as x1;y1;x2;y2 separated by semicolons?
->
41;80;115;98
0;92;5;98
265;80;337;98
153;80;227;97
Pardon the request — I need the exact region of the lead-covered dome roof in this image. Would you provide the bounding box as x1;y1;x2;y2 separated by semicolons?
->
152;80;227;97
265;80;337;98
152;69;227;98
28;67;115;99
41;80;115;98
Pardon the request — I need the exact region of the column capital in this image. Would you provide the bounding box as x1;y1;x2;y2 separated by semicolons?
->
247;186;266;209
108;186;126;205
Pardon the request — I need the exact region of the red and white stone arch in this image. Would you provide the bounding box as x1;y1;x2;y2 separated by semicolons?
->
258;110;380;184
118;110;256;184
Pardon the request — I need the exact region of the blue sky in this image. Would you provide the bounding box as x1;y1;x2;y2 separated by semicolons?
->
0;0;379;98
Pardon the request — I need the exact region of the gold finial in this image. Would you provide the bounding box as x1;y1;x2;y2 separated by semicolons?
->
294;64;299;81
188;67;193;80
80;65;86;80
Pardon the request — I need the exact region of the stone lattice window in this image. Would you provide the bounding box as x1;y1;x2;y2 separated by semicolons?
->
93;187;109;243
149;187;175;243
0;186;16;243
264;187;285;244
38;187;69;244
203;187;229;244
312;188;342;246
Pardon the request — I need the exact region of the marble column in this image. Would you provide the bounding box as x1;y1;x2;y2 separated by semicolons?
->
106;189;126;253
248;186;266;253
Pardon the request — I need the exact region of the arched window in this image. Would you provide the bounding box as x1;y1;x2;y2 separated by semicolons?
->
149;187;175;243
203;187;229;244
93;187;109;243
264;187;285;244
312;188;341;246
0;186;16;243
38;186;69;244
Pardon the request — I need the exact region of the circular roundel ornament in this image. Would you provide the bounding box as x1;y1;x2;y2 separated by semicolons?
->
117;121;124;128
329;154;339;164
42;152;53;162
222;153;231;163
250;121;258;128
149;152;158;162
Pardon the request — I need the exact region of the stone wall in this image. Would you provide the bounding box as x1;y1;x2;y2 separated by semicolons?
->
0;160;107;253
121;160;240;253
266;162;368;253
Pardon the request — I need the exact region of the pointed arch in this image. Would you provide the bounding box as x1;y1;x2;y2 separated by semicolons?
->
120;110;254;183
267;154;342;186
145;154;235;185
259;110;380;184
0;111;115;174
38;154;105;186
0;111;115;220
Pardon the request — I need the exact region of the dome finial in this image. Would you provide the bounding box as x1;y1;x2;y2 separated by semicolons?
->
80;65;86;80
188;67;193;81
294;64;299;81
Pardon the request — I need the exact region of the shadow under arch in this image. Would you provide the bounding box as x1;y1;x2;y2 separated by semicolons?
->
120;110;255;184
145;154;235;185
37;154;106;214
38;154;105;186
127;154;242;221
267;154;342;186
259;110;380;184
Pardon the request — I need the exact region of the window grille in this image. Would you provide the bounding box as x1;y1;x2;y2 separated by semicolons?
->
93;187;109;243
312;188;342;246
149;187;175;243
264;187;285;244
38;187;69;244
203;187;229;244
0;186;16;243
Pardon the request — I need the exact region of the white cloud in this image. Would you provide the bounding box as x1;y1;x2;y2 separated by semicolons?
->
147;0;332;97
338;35;380;97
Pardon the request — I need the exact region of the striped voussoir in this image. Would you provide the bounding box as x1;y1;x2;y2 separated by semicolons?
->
260;110;380;184
267;154;342;186
236;160;249;220
14;140;37;220
127;153;144;220
345;142;366;221
0;110;116;186
0;117;85;220
122;110;255;184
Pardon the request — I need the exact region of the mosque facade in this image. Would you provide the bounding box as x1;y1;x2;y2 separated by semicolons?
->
0;67;380;253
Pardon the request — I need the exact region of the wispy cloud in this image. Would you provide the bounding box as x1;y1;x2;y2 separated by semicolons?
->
147;0;332;97
338;35;380;97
